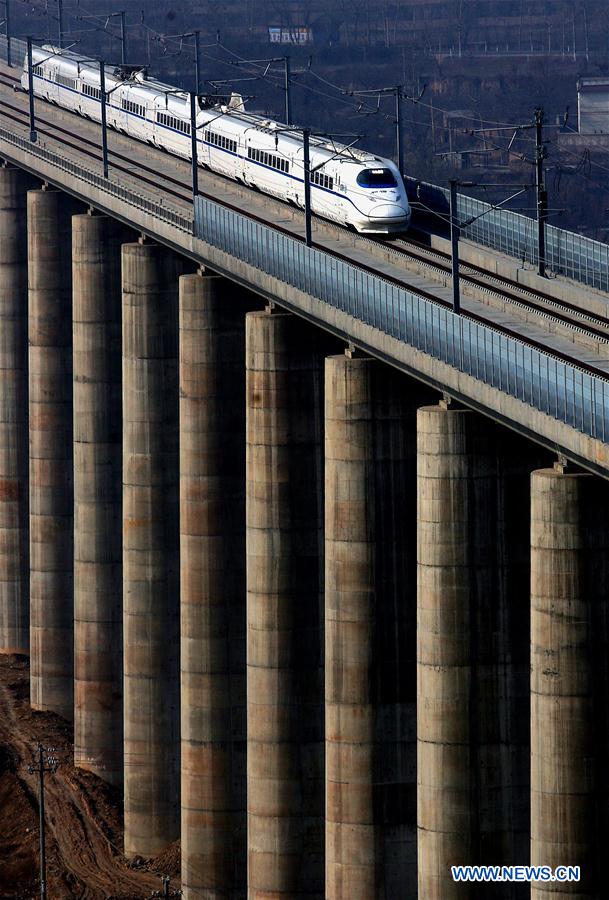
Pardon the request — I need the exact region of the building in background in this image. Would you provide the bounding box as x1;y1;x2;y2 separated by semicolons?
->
268;26;313;44
577;77;609;133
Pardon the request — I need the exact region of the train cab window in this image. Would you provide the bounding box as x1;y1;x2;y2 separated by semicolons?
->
356;168;397;188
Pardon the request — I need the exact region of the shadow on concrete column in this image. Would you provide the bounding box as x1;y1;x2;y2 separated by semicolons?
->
73;211;127;786
325;352;432;899
180;271;256;898
0;165;30;655
28;187;75;720
531;466;609;899
417;404;544;900
122;238;187;857
246;309;331;898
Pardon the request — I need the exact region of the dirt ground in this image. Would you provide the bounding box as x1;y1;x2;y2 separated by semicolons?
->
0;655;180;900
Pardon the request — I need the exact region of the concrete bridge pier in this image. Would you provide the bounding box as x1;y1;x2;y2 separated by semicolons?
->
122;238;185;856
180;270;254;898
72;211;125;785
416;403;535;900
28;187;75;720
0;165;30;654
245;309;327;898
324;352;425;899
530;466;609;899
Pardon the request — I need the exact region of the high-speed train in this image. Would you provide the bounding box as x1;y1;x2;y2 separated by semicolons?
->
21;46;411;234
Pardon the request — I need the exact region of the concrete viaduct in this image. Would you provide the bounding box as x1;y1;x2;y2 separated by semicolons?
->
2;56;609;899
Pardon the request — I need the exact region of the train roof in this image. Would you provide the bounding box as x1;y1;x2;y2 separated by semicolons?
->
30;45;392;170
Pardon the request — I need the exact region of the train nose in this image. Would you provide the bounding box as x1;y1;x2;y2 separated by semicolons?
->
368;203;409;220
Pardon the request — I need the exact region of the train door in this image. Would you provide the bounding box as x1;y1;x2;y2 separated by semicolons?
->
333;175;348;225
285;150;299;205
244;138;258;188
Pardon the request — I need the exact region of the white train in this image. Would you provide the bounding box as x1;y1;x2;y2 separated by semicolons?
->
21;46;411;234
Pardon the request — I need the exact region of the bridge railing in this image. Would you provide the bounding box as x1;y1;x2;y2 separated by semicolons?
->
0;121;192;231
196;194;609;444
407;175;609;294
0;34;27;67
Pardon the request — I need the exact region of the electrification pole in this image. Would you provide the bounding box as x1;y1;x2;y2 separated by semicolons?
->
395;85;403;177
284;55;291;124
27;37;37;142
535;106;547;277
303;127;312;246
119;10;126;65
4;0;11;67
449;178;460;314
100;60;108;177
28;745;59;900
57;0;63;48
190;91;198;200
194;29;201;95
348;83;411;177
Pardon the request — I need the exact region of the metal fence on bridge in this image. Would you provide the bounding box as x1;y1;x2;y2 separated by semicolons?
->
406;175;609;294
0;122;192;231
0;34;27;68
195;194;609;446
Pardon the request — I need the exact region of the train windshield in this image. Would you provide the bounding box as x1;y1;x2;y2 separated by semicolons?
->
356;168;398;188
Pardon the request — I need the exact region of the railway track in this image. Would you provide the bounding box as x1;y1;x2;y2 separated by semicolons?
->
2;70;609;379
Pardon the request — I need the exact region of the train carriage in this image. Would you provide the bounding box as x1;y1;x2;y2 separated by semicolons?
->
21;45;411;234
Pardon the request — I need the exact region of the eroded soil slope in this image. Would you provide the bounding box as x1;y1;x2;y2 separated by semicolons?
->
0;655;179;899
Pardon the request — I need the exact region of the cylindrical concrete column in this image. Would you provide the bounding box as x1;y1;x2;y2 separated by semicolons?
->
325;353;422;900
73;212;124;785
28;187;74;720
180;271;251;898
416;404;538;900
123;239;184;857
0;165;29;654
531;467;609;899
246;310;325;898
417;404;487;900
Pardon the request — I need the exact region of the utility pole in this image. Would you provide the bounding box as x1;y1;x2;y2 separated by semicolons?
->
150;874;181;898
284;55;291;124
100;60;108;178
449;178;461;314
28;745;59;900
534;107;547;277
